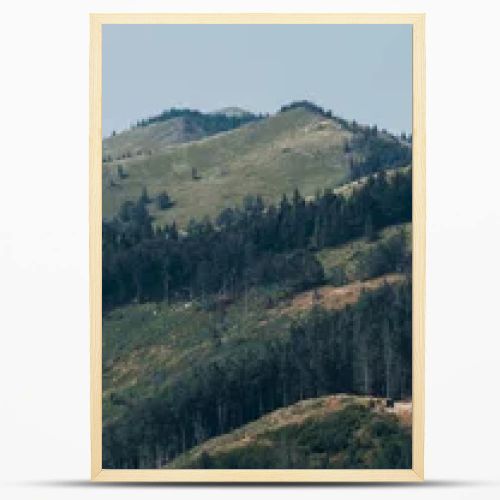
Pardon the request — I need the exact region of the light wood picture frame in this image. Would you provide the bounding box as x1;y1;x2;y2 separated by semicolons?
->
90;13;425;483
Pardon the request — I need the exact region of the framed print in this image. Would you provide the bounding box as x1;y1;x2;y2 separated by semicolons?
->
90;13;425;482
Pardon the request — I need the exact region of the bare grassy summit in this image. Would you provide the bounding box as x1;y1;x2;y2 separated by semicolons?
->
103;107;354;226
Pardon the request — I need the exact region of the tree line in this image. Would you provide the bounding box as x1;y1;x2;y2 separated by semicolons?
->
102;168;412;311
135;107;263;132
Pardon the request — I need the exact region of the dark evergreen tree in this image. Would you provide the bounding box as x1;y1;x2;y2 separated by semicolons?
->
157;191;173;210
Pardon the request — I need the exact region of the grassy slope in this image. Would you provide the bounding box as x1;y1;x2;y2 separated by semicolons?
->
316;222;412;281
102;108;354;226
167;395;412;469
333;164;412;198
103;284;292;423
103;116;207;160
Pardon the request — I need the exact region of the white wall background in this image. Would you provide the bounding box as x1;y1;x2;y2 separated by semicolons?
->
1;0;499;498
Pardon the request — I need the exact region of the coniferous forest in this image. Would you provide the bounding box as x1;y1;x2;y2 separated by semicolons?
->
102;103;413;470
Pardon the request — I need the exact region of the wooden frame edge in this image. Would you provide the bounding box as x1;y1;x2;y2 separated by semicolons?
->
92;468;423;483
411;13;426;481
89;13;425;24
89;13;426;483
90;13;103;479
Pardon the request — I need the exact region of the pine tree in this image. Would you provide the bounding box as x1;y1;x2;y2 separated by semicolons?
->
140;186;150;204
364;213;375;241
157;191;172;210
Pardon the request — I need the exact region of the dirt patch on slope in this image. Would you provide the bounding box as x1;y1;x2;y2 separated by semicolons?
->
279;273;405;316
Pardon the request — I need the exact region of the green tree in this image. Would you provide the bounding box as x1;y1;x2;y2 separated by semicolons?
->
157;191;173;210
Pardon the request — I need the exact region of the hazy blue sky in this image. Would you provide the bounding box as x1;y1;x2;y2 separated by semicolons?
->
103;24;412;137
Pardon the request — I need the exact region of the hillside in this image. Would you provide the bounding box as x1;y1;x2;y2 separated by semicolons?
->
103;217;410;418
103;108;261;163
102;105;410;227
103;107;351;226
103;228;412;468
101;102;413;469
103;116;208;161
167;395;412;469
103;269;408;424
103;274;412;468
316;222;412;283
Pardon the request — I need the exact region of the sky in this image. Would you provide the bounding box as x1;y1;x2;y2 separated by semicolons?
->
102;24;412;137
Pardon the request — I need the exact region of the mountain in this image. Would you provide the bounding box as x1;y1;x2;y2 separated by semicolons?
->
102;103;410;227
101;101;413;469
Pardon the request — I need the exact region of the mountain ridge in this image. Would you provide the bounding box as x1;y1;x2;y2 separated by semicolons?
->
103;103;410;227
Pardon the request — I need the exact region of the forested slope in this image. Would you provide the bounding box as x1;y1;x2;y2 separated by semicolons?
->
102;169;413;469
